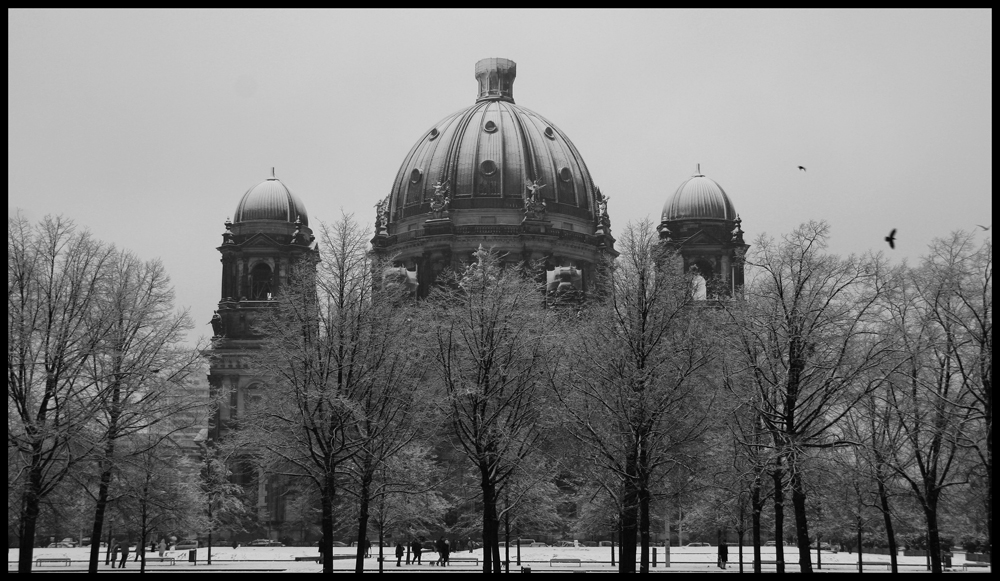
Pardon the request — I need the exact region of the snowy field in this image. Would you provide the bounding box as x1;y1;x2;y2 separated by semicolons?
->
8;545;990;572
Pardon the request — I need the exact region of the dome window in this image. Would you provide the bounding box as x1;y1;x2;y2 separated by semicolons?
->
484;120;498;133
410;168;423;184
480;159;498;176
559;167;572;182
544;127;556;140
428;128;439;140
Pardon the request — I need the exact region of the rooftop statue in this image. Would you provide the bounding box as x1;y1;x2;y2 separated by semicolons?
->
375;195;390;233
429;180;451;219
523;179;547;220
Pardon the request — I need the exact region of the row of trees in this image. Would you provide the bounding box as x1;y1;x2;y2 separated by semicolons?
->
8;213;215;573
11;211;988;575
225;213;988;575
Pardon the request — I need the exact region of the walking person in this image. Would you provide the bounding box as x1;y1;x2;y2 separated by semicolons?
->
443;538;451;567
110;540;120;568
436;537;445;566
365;538;372;558
158;538;166;557
395;541;404;567
412;538;423;565
718;542;728;569
120;540;130;569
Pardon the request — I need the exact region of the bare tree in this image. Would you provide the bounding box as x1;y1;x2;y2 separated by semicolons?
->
236;214;422;574
84;250;201;573
882;232;985;573
555;221;718;573
726;220;897;573
924;231;991;563
8;213;115;572
426;246;553;573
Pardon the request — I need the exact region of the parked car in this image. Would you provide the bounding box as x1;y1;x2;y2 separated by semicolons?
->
47;541;75;548
813;542;835;551
556;541;575;547
175;539;199;550
421;540;437;553
686;542;711;547
330;541;347;547
248;539;284;547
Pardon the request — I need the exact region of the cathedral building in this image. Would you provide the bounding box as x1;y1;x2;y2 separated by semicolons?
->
207;58;747;541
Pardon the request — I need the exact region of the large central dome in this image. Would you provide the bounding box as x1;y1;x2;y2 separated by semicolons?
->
386;58;599;226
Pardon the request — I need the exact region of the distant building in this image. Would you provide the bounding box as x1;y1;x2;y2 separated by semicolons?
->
206;58;748;540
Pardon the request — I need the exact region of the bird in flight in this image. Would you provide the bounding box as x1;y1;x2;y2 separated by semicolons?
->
977;224;990;231
885;229;897;249
798;166;806;172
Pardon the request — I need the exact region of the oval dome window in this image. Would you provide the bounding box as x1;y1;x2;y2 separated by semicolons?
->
429;128;439;140
544;127;556;139
480;160;498;176
559;167;572;182
484;120;498;133
410;168;423;184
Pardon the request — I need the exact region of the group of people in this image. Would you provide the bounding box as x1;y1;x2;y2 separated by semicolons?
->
392;537;452;567
105;537;171;568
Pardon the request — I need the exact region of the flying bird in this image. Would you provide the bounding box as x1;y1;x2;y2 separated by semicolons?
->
977;224;990;231
798;166;806;172
885;229;897;249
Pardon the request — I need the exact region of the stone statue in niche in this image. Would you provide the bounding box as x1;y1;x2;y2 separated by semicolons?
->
523;179;547;220
429;180;451;219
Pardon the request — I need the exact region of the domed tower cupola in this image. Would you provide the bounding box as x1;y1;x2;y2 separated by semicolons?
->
658;166;749;298
374;58;616;298
475;57;516;103
215;171;318;320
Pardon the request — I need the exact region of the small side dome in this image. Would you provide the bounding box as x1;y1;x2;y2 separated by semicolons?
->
234;176;309;225
661;171;736;222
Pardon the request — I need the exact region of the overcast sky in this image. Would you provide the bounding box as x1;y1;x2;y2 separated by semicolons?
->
8;9;992;346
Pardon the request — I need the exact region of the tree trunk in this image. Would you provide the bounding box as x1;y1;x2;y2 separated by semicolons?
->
752;480;762;574
354;478;371;573
481;473;501;574
875;468;898;573
639;484;650;573
89;377;122;573
923;492;943;574
772;463;785;573
17;463;43;573
619;455;639;574
790;469;813;573
320;470;335;574
856;516;863;573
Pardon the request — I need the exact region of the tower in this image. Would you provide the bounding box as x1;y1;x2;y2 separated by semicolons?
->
657;167;749;298
207;173;317;535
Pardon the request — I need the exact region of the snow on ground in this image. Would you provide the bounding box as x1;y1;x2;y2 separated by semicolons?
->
8;545;988;572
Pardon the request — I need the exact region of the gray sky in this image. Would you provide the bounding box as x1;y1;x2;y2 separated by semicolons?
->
8;9;992;346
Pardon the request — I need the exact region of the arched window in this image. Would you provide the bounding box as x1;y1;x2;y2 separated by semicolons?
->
249;263;272;299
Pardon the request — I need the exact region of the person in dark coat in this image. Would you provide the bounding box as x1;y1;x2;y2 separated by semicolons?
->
411;538;423;564
110;540;120;568
395;541;405;567
120;541;130;569
435;537;445;566
718;542;728;569
443;538;451;566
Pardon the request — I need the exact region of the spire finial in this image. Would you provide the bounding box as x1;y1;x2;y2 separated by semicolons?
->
697;163;701;175
271;167;275;179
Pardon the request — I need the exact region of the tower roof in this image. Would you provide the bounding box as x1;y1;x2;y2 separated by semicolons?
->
234;176;309;225
661;170;737;222
385;58;600;224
